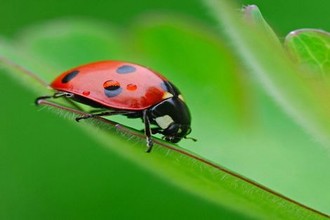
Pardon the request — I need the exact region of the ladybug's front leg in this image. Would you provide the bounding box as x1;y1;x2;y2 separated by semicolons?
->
150;127;162;135
143;110;153;153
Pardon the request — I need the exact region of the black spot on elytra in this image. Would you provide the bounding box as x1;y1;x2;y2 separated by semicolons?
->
103;80;122;97
116;65;136;74
104;87;122;97
160;81;181;96
62;70;79;83
160;81;168;91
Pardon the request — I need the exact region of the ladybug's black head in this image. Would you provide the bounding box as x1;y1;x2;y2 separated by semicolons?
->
162;123;192;143
148;96;193;143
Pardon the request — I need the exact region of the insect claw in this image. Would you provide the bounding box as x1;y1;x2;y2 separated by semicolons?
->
35;97;42;106
35;96;52;105
145;138;153;153
75;116;87;122
75;115;89;122
184;136;197;142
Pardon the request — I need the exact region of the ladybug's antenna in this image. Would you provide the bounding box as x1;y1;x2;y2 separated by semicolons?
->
184;136;197;142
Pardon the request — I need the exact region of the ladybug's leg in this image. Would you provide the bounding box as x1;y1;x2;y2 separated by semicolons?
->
35;92;73;105
150;127;162;134
36;92;86;111
139;127;161;134
143;110;153;153
75;110;136;122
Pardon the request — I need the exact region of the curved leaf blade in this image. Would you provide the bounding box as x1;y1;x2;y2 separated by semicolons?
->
1;17;329;219
285;29;330;78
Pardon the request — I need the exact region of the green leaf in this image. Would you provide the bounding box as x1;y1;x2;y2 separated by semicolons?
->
131;15;249;142
285;29;330;78
132;13;330;216
1;15;329;220
204;1;330;153
16;19;128;80
203;0;330;217
242;5;281;45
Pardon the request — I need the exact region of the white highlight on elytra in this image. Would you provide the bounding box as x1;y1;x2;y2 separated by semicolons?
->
155;115;174;129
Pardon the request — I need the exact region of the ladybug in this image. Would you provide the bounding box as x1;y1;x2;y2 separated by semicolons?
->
36;60;195;152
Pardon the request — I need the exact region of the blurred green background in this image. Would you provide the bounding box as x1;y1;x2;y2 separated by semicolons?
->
2;0;330;36
1;0;330;219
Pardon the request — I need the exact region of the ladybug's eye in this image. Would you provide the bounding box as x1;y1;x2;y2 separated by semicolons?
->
103;80;122;98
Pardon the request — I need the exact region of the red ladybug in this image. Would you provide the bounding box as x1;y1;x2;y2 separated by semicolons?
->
36;60;195;152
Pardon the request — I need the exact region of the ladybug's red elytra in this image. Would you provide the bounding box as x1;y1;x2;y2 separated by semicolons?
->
36;60;195;152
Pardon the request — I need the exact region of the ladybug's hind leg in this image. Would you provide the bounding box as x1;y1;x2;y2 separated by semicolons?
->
36;92;85;111
35;92;73;105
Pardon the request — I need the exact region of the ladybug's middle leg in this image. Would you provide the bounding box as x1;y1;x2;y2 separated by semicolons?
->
75;110;137;122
